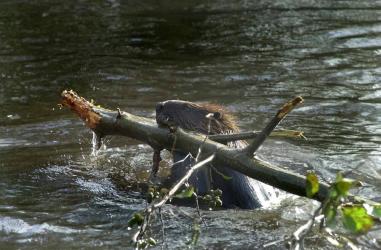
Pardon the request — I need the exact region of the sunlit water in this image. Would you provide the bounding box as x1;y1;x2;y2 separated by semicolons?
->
1;0;381;249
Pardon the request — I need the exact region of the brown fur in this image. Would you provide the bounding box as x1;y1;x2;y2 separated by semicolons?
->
156;100;269;209
156;100;239;135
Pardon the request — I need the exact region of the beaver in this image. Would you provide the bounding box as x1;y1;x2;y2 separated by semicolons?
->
156;100;277;209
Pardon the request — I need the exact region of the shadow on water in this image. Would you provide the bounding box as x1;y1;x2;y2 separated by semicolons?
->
0;0;381;248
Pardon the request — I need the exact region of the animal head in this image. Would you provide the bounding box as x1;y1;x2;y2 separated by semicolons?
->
155;100;238;134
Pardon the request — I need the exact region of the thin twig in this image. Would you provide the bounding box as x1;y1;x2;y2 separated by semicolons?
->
132;154;215;244
290;204;323;250
194;192;207;227
154;154;215;208
159;208;166;250
195;113;214;162
263;238;286;248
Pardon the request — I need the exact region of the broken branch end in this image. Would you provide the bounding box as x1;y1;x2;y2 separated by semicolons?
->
61;90;101;129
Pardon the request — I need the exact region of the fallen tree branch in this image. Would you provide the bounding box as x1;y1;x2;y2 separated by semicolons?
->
60;90;374;204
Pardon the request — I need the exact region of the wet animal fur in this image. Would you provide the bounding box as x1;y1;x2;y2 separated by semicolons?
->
156;100;275;209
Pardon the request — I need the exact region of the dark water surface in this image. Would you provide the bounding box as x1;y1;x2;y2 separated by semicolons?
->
1;0;381;249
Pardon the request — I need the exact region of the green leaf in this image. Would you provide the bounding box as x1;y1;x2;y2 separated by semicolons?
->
212;189;222;197
128;212;144;227
328;188;339;199
147;237;157;246
175;186;195;199
335;178;358;197
335;172;343;182
138;241;147;249
306;172;319;198
160;188;169;196
215;197;222;207
342;205;374;234
324;203;337;226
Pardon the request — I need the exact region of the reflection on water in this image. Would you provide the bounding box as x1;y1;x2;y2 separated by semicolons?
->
0;0;381;248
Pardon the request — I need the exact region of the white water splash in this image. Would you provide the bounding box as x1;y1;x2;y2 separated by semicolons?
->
0;216;79;235
91;132;101;156
248;176;282;208
230;140;282;208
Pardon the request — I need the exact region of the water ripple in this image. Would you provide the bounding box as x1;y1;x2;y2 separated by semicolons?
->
0;216;79;235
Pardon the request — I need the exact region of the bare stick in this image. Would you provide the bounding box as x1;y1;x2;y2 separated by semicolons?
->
159;209;166;250
245;96;304;157
264;205;323;249
151;148;162;178
154;154;214;208
290;206;323;249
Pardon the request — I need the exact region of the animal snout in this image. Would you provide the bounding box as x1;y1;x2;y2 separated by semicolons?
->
156;102;164;113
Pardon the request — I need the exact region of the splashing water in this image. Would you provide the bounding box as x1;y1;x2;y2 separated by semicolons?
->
248;157;284;208
228;140;282;208
91;132;102;156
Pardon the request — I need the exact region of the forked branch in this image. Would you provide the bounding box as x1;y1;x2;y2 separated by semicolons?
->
245;96;304;156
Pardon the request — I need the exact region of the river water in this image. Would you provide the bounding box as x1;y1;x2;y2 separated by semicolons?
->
1;0;381;249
